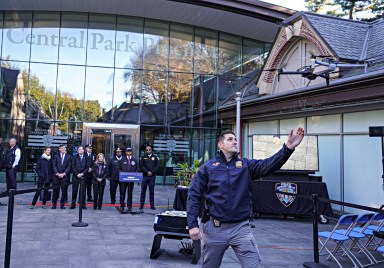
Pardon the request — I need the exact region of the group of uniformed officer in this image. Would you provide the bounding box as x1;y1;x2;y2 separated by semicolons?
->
107;145;159;212
49;143;159;211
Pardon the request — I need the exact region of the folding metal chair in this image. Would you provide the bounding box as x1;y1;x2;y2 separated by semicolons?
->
335;213;375;267
318;214;359;268
353;212;384;264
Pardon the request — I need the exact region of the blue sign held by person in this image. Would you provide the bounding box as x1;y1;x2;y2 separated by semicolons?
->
119;172;143;182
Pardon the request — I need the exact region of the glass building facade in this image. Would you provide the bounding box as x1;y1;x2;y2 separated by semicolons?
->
0;11;270;179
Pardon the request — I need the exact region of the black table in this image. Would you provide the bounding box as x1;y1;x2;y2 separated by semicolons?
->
251;180;333;217
173;187;188;211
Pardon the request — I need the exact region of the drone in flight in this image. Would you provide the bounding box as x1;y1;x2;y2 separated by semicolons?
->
266;56;368;86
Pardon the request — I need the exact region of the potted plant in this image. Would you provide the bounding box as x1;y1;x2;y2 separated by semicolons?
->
176;158;202;187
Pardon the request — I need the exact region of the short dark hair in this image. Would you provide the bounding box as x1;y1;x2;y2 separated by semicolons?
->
217;129;236;143
59;144;66;148
44;146;51;151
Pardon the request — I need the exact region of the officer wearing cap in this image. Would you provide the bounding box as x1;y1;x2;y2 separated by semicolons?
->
139;145;159;211
107;147;123;204
85;144;97;202
119;147;139;212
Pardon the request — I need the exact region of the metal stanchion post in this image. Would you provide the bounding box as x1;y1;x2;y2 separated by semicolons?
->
72;178;88;227
4;189;15;268
303;194;329;268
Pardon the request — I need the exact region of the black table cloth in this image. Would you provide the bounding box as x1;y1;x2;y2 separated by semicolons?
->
251;180;333;216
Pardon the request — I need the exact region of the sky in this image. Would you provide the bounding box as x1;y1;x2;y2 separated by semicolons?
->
261;0;306;11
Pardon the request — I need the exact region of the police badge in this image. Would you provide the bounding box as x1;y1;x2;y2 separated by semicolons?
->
275;182;297;207
235;161;242;168
42;135;54;146
151;157;155;160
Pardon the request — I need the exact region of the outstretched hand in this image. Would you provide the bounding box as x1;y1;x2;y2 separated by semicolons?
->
286;127;305;150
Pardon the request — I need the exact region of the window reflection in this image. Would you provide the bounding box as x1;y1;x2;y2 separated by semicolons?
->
28;63;58;119
116;16;144;69
0;61;24;119
57;65;85;121
3;12;33;62
59;12;88;65
141;70;167;124
168;73;192;126
143;20;169;71
242;39;265;81
170;24;193;73
219;33;241;76
85;66;114;121
194;28;217;74
87;14;116;67
31;12;60;63
193;74;217;127
112;68;141;124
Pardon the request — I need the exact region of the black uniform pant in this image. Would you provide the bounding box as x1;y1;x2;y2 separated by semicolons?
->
6;167;17;191
31;182;51;205
86;175;93;199
140;176;155;208
93;183;105;209
120;182;134;208
52;178;69;206
109;180;119;203
72;177;86;206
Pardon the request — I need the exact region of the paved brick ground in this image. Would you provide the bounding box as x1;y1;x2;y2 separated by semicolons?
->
0;182;383;267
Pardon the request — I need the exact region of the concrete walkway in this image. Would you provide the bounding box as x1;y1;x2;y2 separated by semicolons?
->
0;182;383;268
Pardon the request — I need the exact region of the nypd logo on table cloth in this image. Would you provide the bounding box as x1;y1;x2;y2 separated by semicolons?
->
275;182;297;207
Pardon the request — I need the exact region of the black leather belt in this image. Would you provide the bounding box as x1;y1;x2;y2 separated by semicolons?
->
210;217;247;227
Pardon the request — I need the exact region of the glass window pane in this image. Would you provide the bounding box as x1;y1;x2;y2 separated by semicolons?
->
113;68;142;124
3;12;33;61
218;33;240;76
242;38;265;79
142;70;166;124
0;62;26;119
87;14;116;67
343;110;384;132
194;28;217;74
168;73;192;126
170;24;193;73
280;118;306;134
217;75;242;105
193;74;216;126
307;114;341;134
143;20;169;71
27;63;57;119
115;16;143;69
30;12;60;63
59;12;88;65
57;65;85;121
84;67;114;122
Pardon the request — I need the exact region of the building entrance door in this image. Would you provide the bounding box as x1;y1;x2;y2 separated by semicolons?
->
82;123;140;161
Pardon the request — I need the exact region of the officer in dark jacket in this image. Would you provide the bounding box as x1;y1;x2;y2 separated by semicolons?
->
53;144;72;209
120;147;139;212
139;145;159;211
4;138;21;191
85;144;97;202
30;147;53;209
187;128;305;268
70;146;89;209
107;148;123;204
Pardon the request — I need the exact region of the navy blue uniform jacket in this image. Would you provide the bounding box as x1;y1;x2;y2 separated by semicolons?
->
187;144;294;229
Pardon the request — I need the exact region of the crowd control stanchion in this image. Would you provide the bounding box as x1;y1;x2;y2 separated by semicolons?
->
4;189;15;268
303;194;329;268
72;178;88;227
